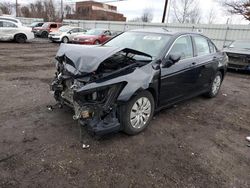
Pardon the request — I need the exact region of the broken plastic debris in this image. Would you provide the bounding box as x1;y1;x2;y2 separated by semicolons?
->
47;105;53;111
246;136;250;142
82;144;90;149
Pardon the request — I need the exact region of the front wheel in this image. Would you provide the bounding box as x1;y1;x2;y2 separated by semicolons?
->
62;36;69;43
118;91;155;135
205;72;222;98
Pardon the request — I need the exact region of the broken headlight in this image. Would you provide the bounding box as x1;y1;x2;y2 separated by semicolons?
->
74;82;126;107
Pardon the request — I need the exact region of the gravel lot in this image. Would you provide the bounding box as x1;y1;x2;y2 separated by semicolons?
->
0;39;250;188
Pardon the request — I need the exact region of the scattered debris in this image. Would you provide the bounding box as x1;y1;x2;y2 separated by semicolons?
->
47;105;53;111
41;159;45;162
187;115;196;120
222;93;228;97
247;144;250;147
82;144;90;149
22;137;38;143
0;154;15;163
191;152;195;156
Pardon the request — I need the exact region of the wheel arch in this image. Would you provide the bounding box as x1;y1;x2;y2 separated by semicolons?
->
14;33;27;39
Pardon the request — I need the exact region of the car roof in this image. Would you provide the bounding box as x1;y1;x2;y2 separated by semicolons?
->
0;17;22;24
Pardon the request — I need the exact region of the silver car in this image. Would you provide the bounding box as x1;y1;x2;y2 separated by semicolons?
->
48;26;86;43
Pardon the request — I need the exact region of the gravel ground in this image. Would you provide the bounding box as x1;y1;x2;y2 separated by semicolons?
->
0;39;250;188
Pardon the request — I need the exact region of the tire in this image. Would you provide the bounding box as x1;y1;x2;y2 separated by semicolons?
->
62;36;69;43
15;34;27;43
41;31;48;38
204;71;222;98
118;91;155;135
94;40;100;45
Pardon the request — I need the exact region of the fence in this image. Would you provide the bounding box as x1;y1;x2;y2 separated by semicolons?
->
17;17;44;26
63;19;250;49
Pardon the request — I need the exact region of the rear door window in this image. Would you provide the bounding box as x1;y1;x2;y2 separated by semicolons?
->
2;21;17;28
193;36;210;56
50;24;57;28
168;35;193;60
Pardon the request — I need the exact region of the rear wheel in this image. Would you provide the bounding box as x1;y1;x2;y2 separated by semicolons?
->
205;71;222;98
118;91;154;135
41;31;48;38
15;34;27;43
94;40;100;45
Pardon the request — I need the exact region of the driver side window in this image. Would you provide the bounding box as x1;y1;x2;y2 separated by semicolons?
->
169;36;193;60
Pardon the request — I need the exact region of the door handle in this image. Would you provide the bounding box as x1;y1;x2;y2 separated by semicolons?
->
192;62;196;65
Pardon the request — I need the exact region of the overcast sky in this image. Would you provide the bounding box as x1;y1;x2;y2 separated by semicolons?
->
7;0;249;24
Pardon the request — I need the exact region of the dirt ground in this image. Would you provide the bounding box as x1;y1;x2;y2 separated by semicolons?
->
0;39;250;188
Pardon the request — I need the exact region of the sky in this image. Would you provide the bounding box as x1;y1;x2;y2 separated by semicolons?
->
6;0;249;24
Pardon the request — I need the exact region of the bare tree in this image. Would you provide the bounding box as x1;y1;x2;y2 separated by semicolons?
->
206;7;217;24
141;9;153;22
129;9;153;23
222;0;250;21
171;0;202;24
19;0;60;21
0;2;14;15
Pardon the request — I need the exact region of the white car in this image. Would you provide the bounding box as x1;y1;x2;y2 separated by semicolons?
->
48;26;86;43
0;16;23;26
0;19;34;43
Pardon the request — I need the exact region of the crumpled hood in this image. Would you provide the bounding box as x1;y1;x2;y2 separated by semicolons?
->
56;43;152;75
223;48;250;56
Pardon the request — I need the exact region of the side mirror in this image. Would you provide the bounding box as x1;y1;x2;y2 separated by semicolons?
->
68;31;72;34
162;54;181;68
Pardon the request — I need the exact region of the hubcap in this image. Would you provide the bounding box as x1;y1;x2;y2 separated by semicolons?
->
212;75;221;95
130;97;151;129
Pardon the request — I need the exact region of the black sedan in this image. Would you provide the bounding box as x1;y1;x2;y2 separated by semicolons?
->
50;28;228;136
223;40;250;71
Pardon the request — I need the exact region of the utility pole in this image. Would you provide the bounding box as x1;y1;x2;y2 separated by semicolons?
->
162;0;169;23
61;0;64;21
16;0;18;17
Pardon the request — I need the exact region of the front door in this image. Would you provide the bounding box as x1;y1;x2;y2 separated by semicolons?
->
159;35;201;106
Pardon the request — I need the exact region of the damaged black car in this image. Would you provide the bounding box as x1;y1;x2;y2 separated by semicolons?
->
51;28;228;136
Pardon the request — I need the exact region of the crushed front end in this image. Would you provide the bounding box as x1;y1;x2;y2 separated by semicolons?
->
50;44;153;135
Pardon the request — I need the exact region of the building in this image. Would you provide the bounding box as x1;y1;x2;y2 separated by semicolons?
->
66;1;126;21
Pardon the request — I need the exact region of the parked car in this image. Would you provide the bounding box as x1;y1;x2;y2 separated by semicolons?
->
48;26;86;43
0;19;34;43
29;22;44;30
72;28;112;45
223;40;250;71
50;28;228;136
0;16;22;26
33;22;62;38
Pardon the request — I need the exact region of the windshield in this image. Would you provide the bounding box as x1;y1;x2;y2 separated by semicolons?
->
85;29;104;35
42;23;50;28
229;40;250;50
30;22;38;27
59;26;71;32
104;31;171;58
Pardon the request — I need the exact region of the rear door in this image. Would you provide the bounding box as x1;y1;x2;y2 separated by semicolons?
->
0;21;18;41
191;35;219;92
160;35;201;106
